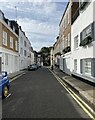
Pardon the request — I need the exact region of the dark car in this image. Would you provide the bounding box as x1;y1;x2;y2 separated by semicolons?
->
0;71;10;98
28;64;38;71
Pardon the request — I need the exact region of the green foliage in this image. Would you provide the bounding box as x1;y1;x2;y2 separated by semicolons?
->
63;46;71;54
39;47;52;66
54;52;62;57
79;36;92;47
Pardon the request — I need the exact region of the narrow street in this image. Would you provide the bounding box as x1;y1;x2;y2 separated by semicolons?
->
2;67;89;118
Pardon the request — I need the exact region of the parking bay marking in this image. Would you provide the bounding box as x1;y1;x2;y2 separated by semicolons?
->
49;68;95;120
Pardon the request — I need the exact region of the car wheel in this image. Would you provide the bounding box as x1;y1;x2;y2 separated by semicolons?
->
2;86;9;98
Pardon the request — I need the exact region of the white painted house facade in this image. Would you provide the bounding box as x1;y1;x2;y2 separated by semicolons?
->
19;27;31;70
71;1;95;83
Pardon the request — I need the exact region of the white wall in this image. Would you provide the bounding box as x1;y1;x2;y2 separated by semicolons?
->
71;2;94;74
19;29;31;70
1;48;19;74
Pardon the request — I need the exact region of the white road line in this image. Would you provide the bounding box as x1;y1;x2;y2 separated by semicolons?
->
10;73;25;83
6;93;11;98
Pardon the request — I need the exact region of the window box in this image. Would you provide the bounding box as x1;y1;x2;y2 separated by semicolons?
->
54;52;62;57
63;46;71;54
79;36;92;47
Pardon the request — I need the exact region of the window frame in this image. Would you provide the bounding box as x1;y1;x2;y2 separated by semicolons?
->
84;59;91;76
3;31;7;46
10;36;13;49
74;35;79;50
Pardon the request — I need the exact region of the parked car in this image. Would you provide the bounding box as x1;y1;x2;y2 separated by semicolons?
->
0;71;10;98
28;64;38;71
37;64;41;68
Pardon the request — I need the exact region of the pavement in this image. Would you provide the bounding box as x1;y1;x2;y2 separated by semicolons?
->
8;70;25;79
52;66;95;109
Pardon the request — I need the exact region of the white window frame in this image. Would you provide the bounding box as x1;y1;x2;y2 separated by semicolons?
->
82;25;92;40
3;31;7;46
24;50;27;56
74;35;79;50
74;59;77;72
84;59;91;76
10;36;13;49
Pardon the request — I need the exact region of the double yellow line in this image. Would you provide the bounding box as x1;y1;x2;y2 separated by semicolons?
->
49;68;95;120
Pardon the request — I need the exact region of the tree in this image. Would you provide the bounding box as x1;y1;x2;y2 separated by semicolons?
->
39;47;52;66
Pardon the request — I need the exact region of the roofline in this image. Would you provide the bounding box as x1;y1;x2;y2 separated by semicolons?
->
59;1;69;26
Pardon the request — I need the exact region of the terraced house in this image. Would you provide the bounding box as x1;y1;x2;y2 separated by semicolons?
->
0;10;19;73
58;0;72;75
19;26;31;70
71;0;95;83
52;0;95;83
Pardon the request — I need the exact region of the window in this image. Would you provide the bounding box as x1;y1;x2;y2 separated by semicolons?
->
3;31;7;46
65;37;68;47
68;33;70;46
82;25;91;40
84;59;91;75
5;53;8;65
74;35;79;49
24;50;27;56
10;36;13;48
62;35;64;48
80;0;90;10
15;41;18;51
68;9;70;24
74;59;77;72
24;41;27;47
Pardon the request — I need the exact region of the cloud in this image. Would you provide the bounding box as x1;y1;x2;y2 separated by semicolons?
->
0;0;68;3
18;18;58;36
0;1;67;51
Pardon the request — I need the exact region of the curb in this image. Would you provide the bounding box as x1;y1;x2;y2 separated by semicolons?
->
52;69;95;110
62;77;95;110
8;71;25;80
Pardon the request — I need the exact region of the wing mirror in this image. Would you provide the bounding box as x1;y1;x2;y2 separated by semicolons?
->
2;71;8;78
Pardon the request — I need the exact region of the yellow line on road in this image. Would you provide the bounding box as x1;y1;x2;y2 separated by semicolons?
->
48;68;95;120
10;73;25;83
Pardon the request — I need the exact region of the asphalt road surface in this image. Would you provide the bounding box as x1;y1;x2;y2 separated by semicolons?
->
2;67;89;119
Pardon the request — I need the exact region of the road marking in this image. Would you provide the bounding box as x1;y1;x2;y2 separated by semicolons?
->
6;93;11;98
48;68;95;120
10;73;25;83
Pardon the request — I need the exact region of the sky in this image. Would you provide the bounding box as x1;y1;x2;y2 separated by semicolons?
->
0;0;68;52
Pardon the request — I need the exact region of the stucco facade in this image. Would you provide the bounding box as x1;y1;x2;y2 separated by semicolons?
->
71;1;95;83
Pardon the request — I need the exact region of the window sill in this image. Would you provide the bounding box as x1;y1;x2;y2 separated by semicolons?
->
74;47;79;51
